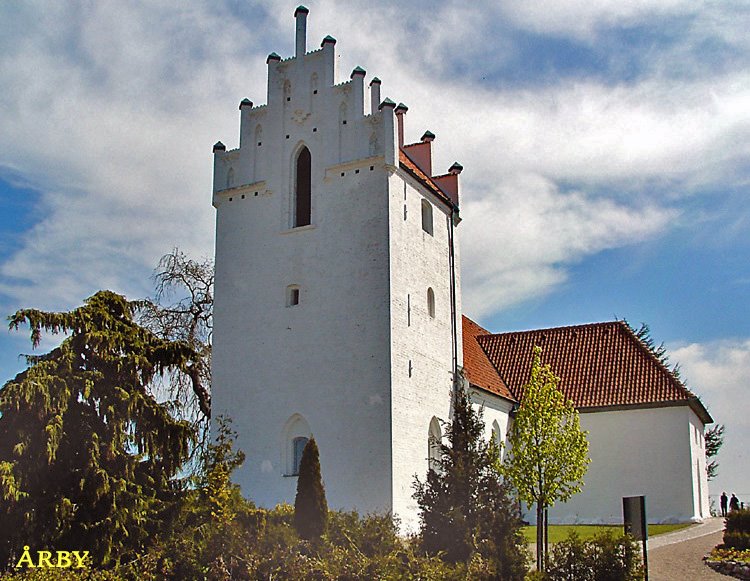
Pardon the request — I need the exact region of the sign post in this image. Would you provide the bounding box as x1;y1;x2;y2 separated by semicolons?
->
623;495;648;581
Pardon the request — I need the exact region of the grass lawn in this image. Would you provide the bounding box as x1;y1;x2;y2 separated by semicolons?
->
521;523;692;544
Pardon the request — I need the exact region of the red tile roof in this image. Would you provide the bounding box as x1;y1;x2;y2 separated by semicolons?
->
462;318;712;423
462;316;514;400
399;149;456;210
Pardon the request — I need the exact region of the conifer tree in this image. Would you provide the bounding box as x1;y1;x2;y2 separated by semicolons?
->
502;346;589;572
705;423;725;480
0;291;200;568
293;437;328;540
414;380;528;577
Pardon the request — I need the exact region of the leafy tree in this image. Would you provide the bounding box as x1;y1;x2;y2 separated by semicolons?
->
705;423;725;480
414;380;528;578
502;346;590;573
293;437;328;540
0;291;199;568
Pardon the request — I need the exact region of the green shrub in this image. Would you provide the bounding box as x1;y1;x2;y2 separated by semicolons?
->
723;510;750;550
726;509;750;534
545;531;643;581
546;532;591;580
724;531;750;550
326;511;403;558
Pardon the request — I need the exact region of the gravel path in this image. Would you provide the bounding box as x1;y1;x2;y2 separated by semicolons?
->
647;518;726;581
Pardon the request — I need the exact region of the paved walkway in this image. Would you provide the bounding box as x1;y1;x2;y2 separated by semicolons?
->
649;517;725;549
647;517;726;581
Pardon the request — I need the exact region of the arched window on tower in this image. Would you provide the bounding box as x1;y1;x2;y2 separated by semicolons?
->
427;287;435;318
292;436;309;476
282;414;312;476
421;199;433;235
294;147;312;227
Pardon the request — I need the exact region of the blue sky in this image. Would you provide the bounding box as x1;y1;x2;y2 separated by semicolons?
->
1;1;748;502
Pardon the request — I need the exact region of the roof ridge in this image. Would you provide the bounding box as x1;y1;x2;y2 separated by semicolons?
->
489;320;622;337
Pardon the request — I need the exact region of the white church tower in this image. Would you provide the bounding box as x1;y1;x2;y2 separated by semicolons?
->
211;7;464;528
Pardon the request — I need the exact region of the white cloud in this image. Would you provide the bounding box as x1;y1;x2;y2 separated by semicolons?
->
460;174;675;317
0;1;265;309
671;339;750;495
0;0;748;319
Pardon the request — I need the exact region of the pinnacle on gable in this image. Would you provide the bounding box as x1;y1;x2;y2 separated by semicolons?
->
421;130;435;142
350;66;366;78
239;98;253;110
378;97;396;110
369;77;381;86
213;141;226;152
321;35;336;46
395;102;408;114
294;5;309;15
266;52;282;63
449;162;463;175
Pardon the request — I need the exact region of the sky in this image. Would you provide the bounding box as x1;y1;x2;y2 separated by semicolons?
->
1;1;748;503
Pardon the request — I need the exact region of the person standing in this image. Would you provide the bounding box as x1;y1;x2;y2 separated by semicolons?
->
721;492;729;517
730;493;740;512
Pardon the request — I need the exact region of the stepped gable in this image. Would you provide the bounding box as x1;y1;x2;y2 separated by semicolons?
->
461;315;514;400
471;320;712;422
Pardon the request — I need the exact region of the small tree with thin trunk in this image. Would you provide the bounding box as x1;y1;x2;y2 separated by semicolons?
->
502;346;590;573
293;438;328;540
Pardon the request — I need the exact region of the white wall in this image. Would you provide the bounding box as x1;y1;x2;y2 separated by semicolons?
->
212;27;399;515
531;405;708;524
387;169;463;531
688;410;711;519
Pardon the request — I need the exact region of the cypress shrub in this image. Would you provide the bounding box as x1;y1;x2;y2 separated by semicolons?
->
413;382;529;577
293;438;328;540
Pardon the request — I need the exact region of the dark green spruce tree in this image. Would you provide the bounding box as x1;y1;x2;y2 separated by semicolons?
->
293;437;328;540
0;291;201;568
414;380;528;578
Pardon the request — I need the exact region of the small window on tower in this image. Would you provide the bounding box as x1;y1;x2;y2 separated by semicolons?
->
427;287;435;318
287;285;300;306
421;199;433;235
